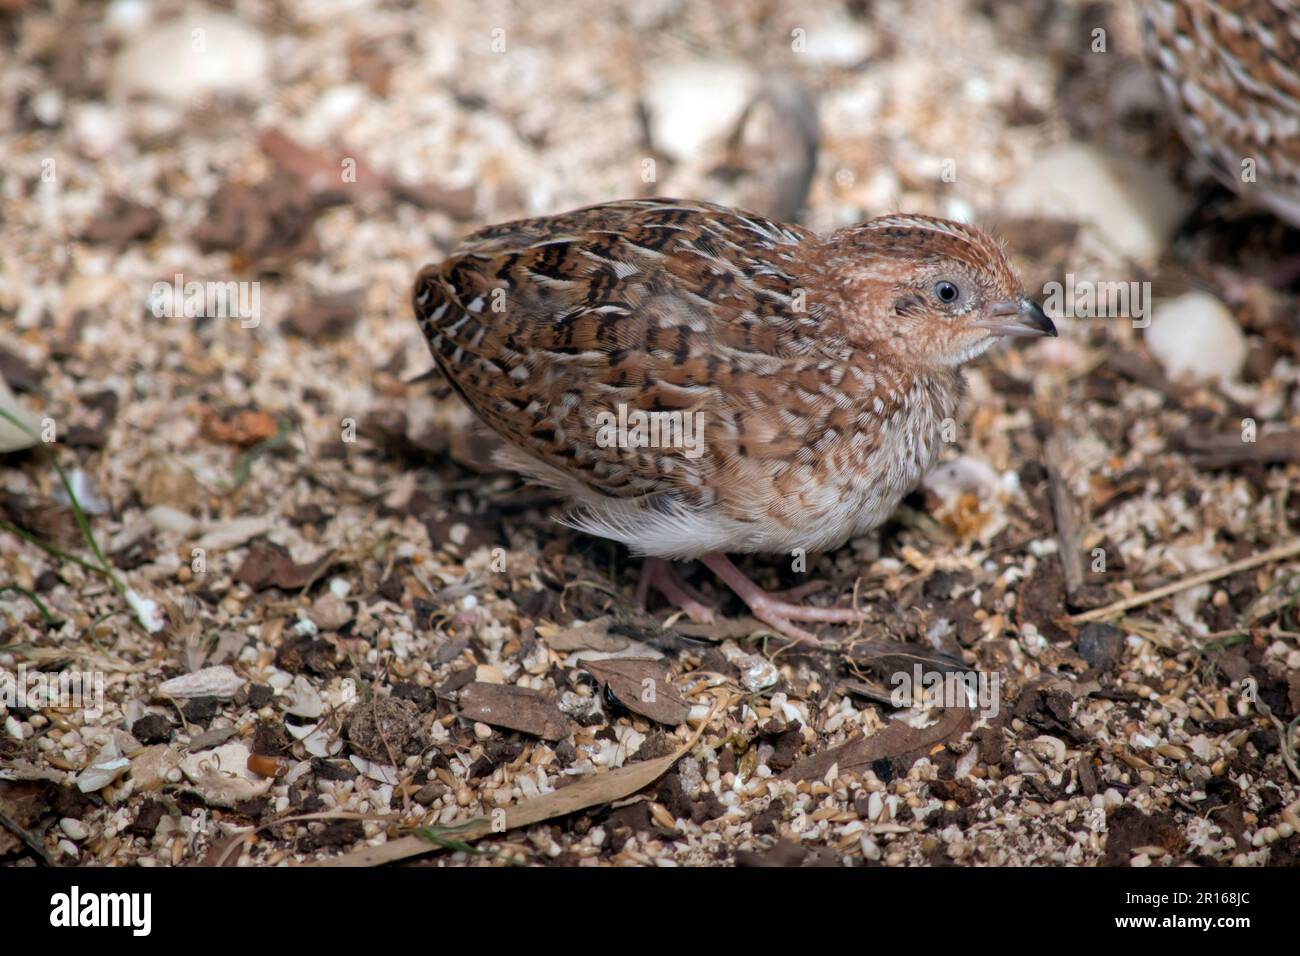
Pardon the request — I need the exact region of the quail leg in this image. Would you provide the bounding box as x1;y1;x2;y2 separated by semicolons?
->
697;554;866;643
637;557;716;624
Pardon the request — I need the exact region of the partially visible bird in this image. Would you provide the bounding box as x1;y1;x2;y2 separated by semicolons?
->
1139;0;1300;228
412;199;1055;641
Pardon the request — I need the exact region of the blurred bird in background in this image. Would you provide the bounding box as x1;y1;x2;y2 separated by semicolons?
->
1139;0;1300;229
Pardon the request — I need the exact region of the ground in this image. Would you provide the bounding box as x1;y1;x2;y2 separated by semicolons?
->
1;0;1299;868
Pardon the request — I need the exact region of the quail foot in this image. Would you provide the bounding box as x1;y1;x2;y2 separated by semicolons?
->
413;199;1055;642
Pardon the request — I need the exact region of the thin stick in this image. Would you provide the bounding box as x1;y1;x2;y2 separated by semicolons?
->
1044;432;1084;602
1068;538;1300;624
0;809;52;865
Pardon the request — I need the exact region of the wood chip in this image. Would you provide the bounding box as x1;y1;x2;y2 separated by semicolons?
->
233;542;330;591
457;682;575;741
582;658;689;725
535;617;630;653
309;705;713;866
781;707;972;782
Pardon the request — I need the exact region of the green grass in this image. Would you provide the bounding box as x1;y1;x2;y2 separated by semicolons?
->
0;405;128;630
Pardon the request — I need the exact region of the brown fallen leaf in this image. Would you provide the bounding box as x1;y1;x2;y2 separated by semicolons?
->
457;682;574;741
535;616;631;653
193;170;333;269
839;639;977;704
260;127;476;220
582;658;689;726
0;781;52;863
346;39;393;97
307;703;716;867
282;287;363;339
780;706;972;782
0;490;81;548
233;541;330;591
200;405;279;448
389;180;477;220
1181;430;1300;469
79;195;161;247
844;639;971;677
0;351;43;394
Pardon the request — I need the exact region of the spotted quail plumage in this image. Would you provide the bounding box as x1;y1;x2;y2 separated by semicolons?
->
412;199;1055;640
1140;0;1300;227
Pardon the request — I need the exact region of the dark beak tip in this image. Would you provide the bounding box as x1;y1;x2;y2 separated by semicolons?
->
1025;299;1057;337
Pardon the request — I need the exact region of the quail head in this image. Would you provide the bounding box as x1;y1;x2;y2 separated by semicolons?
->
1140;0;1300;228
413;199;1055;641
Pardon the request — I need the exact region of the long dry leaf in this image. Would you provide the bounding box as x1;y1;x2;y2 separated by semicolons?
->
0;374;42;454
308;705;714;867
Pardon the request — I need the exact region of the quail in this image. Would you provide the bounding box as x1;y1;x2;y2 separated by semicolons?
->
413;199;1056;641
1140;0;1300;228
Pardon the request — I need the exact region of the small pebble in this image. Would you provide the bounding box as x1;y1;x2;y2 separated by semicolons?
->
1145;291;1246;384
59;818;89;841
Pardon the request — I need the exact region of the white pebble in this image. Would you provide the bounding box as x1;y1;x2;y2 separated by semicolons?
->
30;88;64;126
59;818;89;841
642;58;753;161
1145;291;1246;384
867;791;884;821
111;13;269;105
70;103;125;159
1002;143;1188;262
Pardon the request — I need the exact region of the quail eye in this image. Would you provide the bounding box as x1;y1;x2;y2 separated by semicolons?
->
934;281;960;304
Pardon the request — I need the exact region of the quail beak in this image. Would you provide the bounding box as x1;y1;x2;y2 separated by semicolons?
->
978;297;1058;338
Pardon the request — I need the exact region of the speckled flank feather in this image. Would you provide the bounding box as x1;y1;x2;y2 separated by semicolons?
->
1140;0;1300;226
413;199;1026;560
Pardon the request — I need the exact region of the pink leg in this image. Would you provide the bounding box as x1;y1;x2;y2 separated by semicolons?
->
769;580;829;602
698;554;866;644
638;557;716;624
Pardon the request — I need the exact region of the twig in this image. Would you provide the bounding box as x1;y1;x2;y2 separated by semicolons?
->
1182;430;1300;470
1043;431;1084;602
1068;538;1300;624
0;809;52;865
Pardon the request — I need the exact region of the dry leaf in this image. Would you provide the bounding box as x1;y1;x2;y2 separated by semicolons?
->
158;664;245;700
780;707;972;782
535;617;630;652
0;372;42;453
233;541;329;591
309;705;713;867
457;682;574;741
582;658;689;726
200;406;279;448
